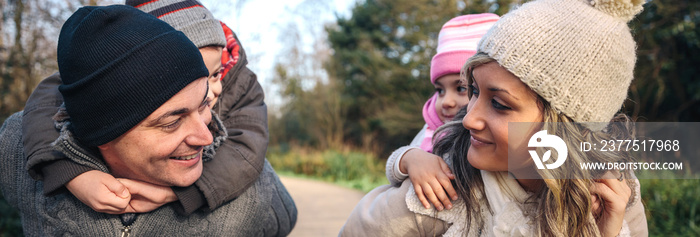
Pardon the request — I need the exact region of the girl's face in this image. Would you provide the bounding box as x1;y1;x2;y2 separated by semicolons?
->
199;46;224;106
434;74;470;123
463;62;543;172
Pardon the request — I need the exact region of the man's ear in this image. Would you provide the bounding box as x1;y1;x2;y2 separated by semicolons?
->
97;142;112;153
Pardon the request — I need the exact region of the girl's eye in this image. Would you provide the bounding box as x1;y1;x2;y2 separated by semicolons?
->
468;85;479;97
491;99;512;110
457;86;468;93
435;88;445;95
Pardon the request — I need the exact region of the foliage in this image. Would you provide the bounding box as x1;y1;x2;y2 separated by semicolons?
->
323;0;518;155
269;0;520;157
638;171;700;236
626;0;700;122
0;0;117;120
0;193;22;237
267;146;388;192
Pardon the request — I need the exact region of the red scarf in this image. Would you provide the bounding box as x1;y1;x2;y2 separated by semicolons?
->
220;21;240;81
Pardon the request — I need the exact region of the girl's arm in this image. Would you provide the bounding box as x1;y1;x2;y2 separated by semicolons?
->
385;125;426;185
385;125;457;210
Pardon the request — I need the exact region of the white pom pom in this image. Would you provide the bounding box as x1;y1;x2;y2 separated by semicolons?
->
589;0;645;21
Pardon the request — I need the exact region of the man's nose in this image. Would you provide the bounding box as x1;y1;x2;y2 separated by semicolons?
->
185;112;213;146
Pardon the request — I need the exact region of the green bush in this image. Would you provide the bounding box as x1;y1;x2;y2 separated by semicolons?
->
638;171;700;236
0;193;23;237
267;147;388;192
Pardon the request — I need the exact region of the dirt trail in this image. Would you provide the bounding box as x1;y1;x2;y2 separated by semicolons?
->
280;176;366;237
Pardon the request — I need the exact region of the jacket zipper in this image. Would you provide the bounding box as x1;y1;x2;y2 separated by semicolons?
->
119;213;137;237
60;139;108;172
120;225;131;237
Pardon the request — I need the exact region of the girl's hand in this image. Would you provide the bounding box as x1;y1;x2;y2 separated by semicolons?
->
400;149;457;211
590;171;632;237
66;170;131;214
117;178;179;213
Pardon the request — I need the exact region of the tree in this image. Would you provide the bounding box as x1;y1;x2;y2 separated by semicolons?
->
324;0;517;155
269;0;347;150
0;0;114;122
626;0;700;122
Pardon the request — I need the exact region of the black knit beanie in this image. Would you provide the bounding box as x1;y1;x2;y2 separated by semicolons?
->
57;5;209;147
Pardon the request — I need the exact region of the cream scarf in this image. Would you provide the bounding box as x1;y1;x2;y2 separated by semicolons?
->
406;170;631;236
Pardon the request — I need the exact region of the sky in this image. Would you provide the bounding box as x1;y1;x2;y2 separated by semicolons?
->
200;0;357;108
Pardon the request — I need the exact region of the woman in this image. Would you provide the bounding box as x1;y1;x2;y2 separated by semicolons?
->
341;0;648;236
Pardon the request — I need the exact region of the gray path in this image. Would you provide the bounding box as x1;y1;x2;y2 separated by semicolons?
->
280;176;366;237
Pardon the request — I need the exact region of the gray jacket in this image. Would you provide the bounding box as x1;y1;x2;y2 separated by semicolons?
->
1;112;297;236
21;31;268;214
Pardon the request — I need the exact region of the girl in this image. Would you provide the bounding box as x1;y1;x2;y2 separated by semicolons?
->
342;0;648;236
385;13;499;211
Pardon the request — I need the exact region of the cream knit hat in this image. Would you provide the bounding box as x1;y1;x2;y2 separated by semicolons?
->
475;0;645;131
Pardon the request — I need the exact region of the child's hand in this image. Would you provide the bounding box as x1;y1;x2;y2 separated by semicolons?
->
66;170;131;214
117;179;178;213
400;149;457;211
590;171;632;237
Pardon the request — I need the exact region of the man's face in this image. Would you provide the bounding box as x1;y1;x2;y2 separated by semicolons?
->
98;77;213;187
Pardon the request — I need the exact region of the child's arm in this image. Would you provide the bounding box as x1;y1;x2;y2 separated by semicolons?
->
385;125;457;210
21;73;96;194
385;146;417;186
65;170;131;214
385;125;428;185
399;149;457;211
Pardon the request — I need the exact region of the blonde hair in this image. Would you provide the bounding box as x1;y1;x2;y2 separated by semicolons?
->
432;53;637;236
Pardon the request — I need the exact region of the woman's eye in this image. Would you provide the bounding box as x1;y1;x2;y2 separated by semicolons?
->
491;99;512;110
468;85;479;97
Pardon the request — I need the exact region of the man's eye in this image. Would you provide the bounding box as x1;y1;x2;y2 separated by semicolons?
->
162;119;181;131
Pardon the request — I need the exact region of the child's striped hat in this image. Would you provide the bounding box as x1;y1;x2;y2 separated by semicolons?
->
430;13;499;84
126;0;225;48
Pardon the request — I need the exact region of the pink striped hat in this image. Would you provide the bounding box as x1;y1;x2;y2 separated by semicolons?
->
430;13;499;84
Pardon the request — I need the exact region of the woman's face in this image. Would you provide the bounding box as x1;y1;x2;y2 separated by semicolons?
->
434;74;470;123
199;46;224;106
463;62;543;172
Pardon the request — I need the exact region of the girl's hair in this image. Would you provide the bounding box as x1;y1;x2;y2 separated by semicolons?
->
432;53;637;236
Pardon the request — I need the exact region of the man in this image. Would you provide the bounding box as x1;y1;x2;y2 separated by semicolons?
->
0;5;295;236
